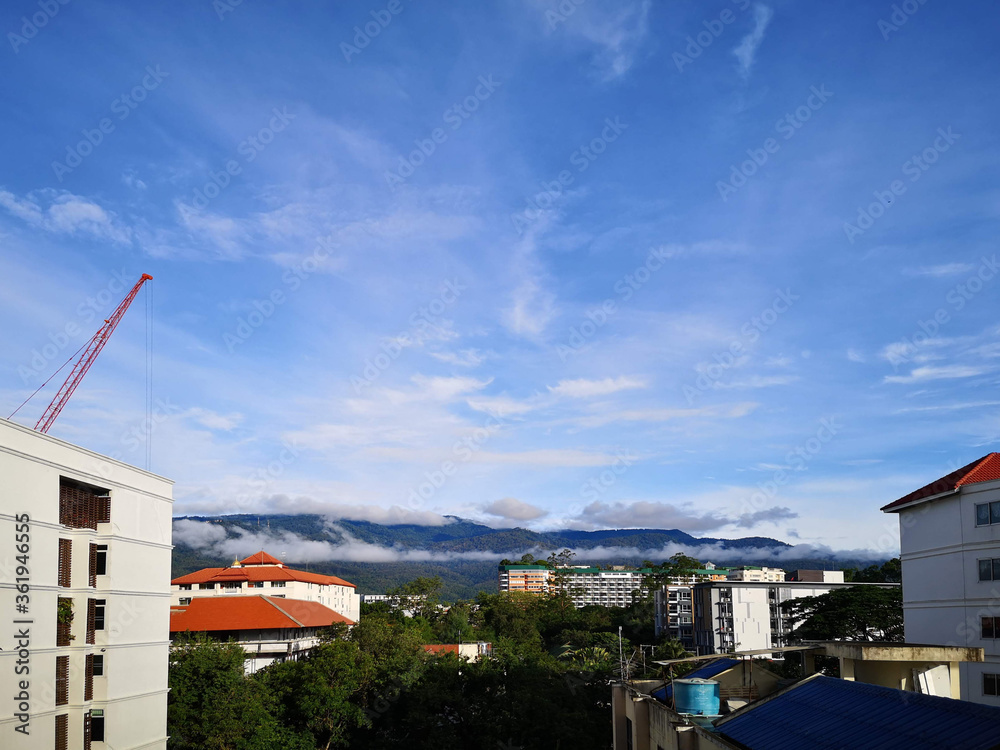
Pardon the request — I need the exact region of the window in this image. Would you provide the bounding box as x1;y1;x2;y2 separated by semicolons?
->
59;477;111;530
58;539;72;587
178;584;192;590
979;559;1000;581
222;582;242;589
92;654;104;676
55;714;68;750
199;583;215;590
985;673;999;697
95;545;107;576
976;501;1000;526
983;617;999;640
625;717;633;750
272;594;285;598
55;655;69;705
248;581;264;588
271;581;286;588
94;600;106;631
179;597;192;605
91;710;105;742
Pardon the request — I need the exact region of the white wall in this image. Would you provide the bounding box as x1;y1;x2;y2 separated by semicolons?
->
0;419;173;750
896;479;1000;705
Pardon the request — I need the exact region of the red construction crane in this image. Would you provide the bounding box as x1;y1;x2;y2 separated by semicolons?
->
32;273;153;433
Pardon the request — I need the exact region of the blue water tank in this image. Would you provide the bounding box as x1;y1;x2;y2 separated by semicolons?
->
673;678;721;716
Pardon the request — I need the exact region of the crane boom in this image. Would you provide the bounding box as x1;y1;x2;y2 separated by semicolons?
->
34;273;153;434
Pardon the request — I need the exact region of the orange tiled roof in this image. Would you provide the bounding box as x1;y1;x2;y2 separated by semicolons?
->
170;595;353;633
422;644;461;654
240;551;284;566
881;453;1000;512
171;554;356;588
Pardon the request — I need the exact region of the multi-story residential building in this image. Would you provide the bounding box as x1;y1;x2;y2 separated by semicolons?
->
169;595;353;674
692;580;899;655
170;551;360;622
497;564;550;594
726;566;786;582
881;452;1000;705
653;585;695;648
0;417;173;750
499;564;729;609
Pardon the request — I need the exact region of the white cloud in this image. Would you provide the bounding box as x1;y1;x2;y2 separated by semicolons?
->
184;407;244;431
713;375;798;390
572;402;758;428
430;348;488;367
847;349;865;363
0;189;131;244
548;376;647;398
884;365;989;384
410;374;493;401
906;263;976;277
483;497;548;521
732;4;773;77
544;0;653;81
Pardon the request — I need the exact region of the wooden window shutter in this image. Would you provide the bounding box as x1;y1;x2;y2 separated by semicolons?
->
55;714;68;750
58;539;72;588
89;543;98;587
86;599;96;644
83;711;92;750
85;653;94;701
55;655;69;706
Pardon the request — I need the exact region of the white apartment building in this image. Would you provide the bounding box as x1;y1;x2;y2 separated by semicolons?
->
0;417;173;750
692;580;898;656
170;551;360;622
726;566;786;582
653;585;695;648
881;452;1000;705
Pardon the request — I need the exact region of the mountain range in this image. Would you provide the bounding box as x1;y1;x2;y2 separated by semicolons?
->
171;514;877;601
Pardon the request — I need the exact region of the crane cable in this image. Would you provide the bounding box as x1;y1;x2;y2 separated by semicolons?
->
8;339;90;421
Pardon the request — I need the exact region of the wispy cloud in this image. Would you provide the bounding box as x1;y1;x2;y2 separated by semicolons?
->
548;376;647;398
905;263;976;277
482;497;549;521
884;365;990;384
732;4;774;77
0;189;132;244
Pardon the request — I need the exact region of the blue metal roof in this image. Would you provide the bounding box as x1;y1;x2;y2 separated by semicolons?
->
651;658;740;702
716;675;1000;750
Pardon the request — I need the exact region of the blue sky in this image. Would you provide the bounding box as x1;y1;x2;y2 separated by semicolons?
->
2;0;999;556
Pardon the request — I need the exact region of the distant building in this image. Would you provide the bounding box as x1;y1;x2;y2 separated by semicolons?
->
786;569;845;583
171;551;360;622
0;417;173;749
881;452;1000;705
499;564;728;608
692;580;899;655
169;595;353;674
653;586;695;648
421;642;492;661
726;566;785;582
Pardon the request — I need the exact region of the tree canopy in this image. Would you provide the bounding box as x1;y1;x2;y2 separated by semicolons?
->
781;585;903;642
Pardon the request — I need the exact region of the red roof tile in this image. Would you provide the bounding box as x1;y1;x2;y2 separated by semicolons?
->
881;453;1000;512
422;644;460;654
171;553;356;588
240;551;284;566
169;595;353;633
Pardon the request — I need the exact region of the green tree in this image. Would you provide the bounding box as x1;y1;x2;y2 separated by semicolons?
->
781;586;903;642
261;641;370;749
168;635;309;750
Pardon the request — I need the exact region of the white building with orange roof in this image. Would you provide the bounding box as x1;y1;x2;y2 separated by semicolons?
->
170;551;360;622
169;595;353;674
